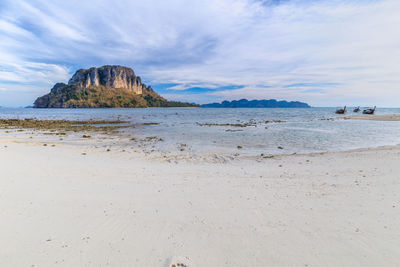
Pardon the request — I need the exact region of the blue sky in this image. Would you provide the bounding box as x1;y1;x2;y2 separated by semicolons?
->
0;0;400;107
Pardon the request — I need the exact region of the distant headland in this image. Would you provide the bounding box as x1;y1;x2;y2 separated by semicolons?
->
34;65;198;108
201;99;311;108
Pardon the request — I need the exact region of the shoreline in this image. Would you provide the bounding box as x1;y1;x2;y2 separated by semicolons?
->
2;127;400;162
1;127;400;161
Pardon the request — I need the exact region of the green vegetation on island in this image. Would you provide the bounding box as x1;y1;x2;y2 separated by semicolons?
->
34;83;198;108
33;65;199;108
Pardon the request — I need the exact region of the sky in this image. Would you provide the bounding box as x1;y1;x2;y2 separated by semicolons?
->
0;0;400;107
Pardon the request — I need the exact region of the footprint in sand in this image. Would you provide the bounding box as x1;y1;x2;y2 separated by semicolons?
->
165;256;192;267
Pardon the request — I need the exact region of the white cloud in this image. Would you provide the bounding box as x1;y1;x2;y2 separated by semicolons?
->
0;60;70;85
0;0;400;106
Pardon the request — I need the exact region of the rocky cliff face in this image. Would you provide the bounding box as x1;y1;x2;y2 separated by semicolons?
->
33;65;198;108
67;65;145;94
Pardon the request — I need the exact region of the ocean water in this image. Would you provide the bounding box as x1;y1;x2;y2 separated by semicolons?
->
1;107;400;156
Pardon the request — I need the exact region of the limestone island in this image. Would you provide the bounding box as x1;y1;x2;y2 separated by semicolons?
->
201;99;311;108
34;65;199;108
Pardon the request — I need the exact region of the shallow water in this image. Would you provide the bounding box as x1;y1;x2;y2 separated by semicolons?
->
1;107;400;156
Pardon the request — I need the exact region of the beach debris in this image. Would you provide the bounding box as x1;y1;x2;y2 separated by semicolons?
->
82;135;91;138
260;153;274;158
278;146;284;149
196;121;256;127
225;129;243;132
237;145;243;149
142;122;160;125
143;136;163;142
178;143;187;151
265;120;286;124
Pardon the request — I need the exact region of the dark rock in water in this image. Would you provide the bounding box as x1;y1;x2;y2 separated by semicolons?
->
201;99;310;108
34;65;199;108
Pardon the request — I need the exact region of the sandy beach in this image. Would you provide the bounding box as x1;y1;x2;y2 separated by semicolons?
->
2;0;400;265
344;114;400;121
1;129;400;267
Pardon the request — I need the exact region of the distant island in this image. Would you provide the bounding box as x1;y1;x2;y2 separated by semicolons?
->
201;99;311;108
34;65;199;108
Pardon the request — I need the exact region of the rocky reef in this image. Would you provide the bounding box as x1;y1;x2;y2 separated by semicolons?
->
34;65;198;108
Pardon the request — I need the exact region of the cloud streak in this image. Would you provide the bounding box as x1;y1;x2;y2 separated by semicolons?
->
0;0;400;106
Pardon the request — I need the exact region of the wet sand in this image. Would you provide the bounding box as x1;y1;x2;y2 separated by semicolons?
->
1;131;400;266
344;113;400;121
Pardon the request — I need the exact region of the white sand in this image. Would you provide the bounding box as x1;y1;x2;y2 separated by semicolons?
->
1;134;400;266
344;113;400;121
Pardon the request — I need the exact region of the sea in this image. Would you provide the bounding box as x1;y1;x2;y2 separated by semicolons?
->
1;107;400;156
